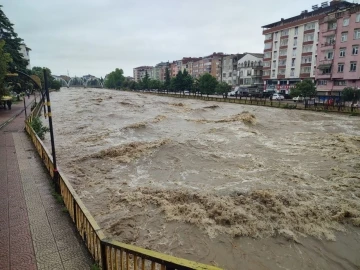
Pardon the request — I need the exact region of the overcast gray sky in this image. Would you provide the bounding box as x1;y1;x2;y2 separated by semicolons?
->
3;0;322;77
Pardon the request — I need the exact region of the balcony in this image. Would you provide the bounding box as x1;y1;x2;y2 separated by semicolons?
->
318;59;333;69
321;29;336;36
320;41;335;50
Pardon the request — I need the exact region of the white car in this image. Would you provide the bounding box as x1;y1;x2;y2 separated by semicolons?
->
272;93;284;100
292;96;304;102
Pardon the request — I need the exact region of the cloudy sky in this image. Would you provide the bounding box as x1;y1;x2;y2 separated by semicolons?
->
3;0;322;77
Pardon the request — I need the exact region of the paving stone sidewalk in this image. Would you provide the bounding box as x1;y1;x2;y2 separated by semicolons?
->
0;108;93;269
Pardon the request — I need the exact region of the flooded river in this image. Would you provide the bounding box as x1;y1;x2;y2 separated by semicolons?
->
45;88;360;269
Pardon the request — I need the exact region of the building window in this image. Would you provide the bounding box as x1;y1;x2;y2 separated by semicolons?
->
264;42;272;49
263;70;270;76
354;29;360;40
350;62;357;72
343;18;350;27
357;14;360;23
318;80;327;85
292;48;296;57
326;51;334;59
353;45;359;55
293;38;298;47
278;68;286;75
265;34;272;40
274;52;278;58
275;32;278;39
291;59;295;67
273;61;277;68
279;49;287;56
341;32;348;42
301;56;312;63
301;66;311;73
304;34;314;42
295;27;299;35
281;29;289;36
280;39;288;46
223;73;226;78
271;70;276;77
279;59;286;66
274;41;278;49
302;45;313;52
264;52;271;58
305;22;316;30
334;80;347;86
322;68;331;74
340;48;346;57
328;22;337;30
290;69;295;76
338;63;344;73
263;61;270;67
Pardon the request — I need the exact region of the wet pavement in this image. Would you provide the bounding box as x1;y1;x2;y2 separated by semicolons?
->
0;98;93;269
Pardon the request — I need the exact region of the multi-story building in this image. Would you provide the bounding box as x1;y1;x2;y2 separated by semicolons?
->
261;0;352;93
317;3;360;95
152;62;170;81
221;54;245;85
170;60;182;77
181;57;200;75
192;53;224;78
237;53;264;91
19;43;31;69
133;66;153;82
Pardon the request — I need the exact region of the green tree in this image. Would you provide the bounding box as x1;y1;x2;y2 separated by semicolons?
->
192;78;200;95
149;79;162;90
128;80;136;90
164;68;171;92
0;40;13;97
341;87;360;103
174;70;183;92
0;5;29;70
142;71;150;90
31;66;54;88
104;68;125;89
51;80;61;91
198;73;218;97
293;79;317;97
216;82;231;96
182;69;193;94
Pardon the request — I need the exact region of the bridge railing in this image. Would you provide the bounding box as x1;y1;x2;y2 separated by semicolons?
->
25;100;221;270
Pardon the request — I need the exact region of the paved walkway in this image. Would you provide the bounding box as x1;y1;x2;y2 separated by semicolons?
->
0;101;93;269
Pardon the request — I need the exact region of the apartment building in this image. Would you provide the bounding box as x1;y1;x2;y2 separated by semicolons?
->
153;62;169;81
317;3;360;95
262;0;352;93
221;54;245;86
170;60;182;77
181;57;200;75
237;53;264;90
133;66;153;82
191;53;224;78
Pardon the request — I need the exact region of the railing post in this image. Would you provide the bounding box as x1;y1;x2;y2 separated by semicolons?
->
23;98;27;118
101;241;108;270
43;69;60;193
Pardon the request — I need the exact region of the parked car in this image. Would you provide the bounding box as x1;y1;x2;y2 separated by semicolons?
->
292;96;304;102
272;93;284;100
229;90;239;97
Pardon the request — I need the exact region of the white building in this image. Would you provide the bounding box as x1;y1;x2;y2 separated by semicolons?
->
237;53;264;90
19;43;31;69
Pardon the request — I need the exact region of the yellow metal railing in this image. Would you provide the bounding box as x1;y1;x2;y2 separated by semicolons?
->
25;100;221;270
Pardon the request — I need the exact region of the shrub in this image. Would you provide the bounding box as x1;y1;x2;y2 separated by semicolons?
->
30;116;49;139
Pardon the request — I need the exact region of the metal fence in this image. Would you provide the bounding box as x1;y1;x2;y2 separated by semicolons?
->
25;101;221;270
149;92;359;114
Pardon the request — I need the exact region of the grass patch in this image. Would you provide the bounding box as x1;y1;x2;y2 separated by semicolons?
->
91;264;100;270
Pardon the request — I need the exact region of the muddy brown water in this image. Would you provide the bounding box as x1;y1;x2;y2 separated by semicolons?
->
44;88;360;270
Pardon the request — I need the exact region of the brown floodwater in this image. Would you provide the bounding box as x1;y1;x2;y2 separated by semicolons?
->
45;88;360;270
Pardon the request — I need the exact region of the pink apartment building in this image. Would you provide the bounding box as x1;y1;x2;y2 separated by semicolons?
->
317;4;360;95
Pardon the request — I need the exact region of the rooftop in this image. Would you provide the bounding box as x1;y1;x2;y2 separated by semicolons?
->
262;0;354;29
